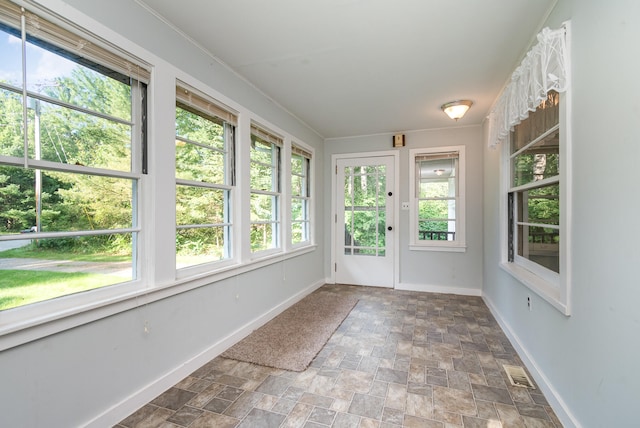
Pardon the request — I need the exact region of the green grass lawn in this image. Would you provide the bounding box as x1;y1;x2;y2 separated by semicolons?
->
0;270;124;311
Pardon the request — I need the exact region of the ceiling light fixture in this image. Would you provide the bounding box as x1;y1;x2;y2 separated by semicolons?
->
441;100;473;121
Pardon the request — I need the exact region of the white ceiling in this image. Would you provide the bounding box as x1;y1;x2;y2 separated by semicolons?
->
137;0;556;139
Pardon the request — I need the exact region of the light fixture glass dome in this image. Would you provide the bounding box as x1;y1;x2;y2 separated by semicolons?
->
441;100;473;121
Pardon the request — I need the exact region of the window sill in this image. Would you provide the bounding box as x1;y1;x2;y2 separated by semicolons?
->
409;243;466;253
0;244;317;352
499;261;570;316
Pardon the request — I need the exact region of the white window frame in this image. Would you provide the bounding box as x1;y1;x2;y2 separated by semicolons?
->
0;1;149;332
409;145;466;252
290;142;313;248
174;82;237;275
249;124;282;256
500;91;572;315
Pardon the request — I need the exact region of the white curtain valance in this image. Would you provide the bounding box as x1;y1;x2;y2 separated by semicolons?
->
487;23;570;148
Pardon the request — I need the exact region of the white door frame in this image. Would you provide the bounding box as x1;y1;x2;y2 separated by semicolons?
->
330;150;400;288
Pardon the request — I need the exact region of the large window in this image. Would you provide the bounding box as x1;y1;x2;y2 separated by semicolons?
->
250;125;282;253
409;146;466;251
0;2;148;311
175;84;236;269
291;144;311;246
507;91;560;279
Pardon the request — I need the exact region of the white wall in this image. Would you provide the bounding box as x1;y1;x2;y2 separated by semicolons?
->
483;0;640;426
325;126;484;294
0;1;325;426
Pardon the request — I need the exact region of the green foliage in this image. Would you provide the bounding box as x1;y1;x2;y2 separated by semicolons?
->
343;166;386;250
1;66;134;254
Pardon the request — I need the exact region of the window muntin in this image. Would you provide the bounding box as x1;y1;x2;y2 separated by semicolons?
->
250;126;281;253
175;84;235;269
508;91;560;276
410;149;465;248
291;145;311;245
0;4;147;312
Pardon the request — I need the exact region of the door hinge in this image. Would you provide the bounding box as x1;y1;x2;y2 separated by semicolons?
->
335;213;337;223
335;165;338;174
334;263;337;272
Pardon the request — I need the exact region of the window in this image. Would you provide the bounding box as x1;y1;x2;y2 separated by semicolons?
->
175;84;236;269
409;146;466;251
250;125;282;253
291;144;311;246
0;2;148;311
507;91;560;281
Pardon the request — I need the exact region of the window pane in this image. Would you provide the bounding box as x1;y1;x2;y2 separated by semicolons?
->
250;161;277;191
175;140;225;183
419;179;453;199
418;220;456;241
32;97;132;171
25;41;132;121
0;234;134;311
250;138;275;164
176;226;229;267
512;130;560;187
511;92;559;153
0;28;22;88
418;200;455;220
517;185;559;226
250;223;276;252
291;174;304;197
176;106;225;151
517;225;559;273
0;88;24;157
176;186;227;226
291;221;308;244
291;154;303;175
250;193;277;222
0;166;133;233
291;198;306;222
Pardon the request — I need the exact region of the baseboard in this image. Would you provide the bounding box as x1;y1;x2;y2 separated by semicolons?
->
396;282;482;296
482;294;581;428
84;278;326;427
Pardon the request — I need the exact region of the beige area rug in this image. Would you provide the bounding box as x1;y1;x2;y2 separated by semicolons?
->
221;291;359;372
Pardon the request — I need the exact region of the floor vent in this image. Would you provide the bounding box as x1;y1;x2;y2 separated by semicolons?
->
503;364;535;389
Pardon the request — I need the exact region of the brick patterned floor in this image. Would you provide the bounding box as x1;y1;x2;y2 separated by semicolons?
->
116;284;562;427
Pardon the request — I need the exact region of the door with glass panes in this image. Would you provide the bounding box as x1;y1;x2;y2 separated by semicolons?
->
335;156;394;287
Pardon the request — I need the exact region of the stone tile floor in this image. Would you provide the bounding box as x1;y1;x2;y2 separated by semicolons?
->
116;284;562;427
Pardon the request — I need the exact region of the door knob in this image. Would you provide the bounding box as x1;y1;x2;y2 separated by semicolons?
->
387;226;393;231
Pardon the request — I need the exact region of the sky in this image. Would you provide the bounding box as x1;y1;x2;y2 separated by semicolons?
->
0;30;75;91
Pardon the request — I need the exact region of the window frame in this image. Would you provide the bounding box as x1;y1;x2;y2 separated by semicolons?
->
290;143;312;248
0;2;149;320
409;145;466;252
174;82;237;274
500;91;572;315
249;124;283;256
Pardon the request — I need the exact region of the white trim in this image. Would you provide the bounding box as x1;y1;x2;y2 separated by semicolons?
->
500;89;571;315
83;278;326;428
409;245;466;253
483;294;581;428
499;262;568;315
409;145;466;251
396;282;481;296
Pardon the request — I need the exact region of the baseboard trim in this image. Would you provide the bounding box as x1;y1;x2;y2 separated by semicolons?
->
84;279;326;427
396;282;482;296
482;294;581;428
